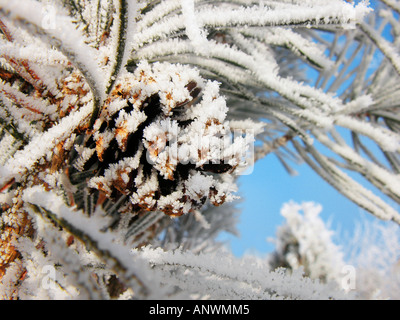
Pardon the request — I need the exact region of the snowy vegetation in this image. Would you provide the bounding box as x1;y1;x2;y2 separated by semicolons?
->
0;0;399;299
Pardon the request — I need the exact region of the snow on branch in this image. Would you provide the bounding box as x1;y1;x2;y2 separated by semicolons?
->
0;39;69;66
269;201;346;284
360;22;400;77
136;246;351;300
0;102;93;186
312;128;400;203
21;185;167;298
135;38;343;114
15;221;103;299
380;0;400;16
241;27;334;70
180;0;209;54
106;0;141;94
0;0;106;103
134;1;371;50
292;140;400;224
333;114;400;153
0;79;57;119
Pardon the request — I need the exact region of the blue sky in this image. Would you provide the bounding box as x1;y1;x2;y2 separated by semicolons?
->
221;150;370;257
220;0;399;257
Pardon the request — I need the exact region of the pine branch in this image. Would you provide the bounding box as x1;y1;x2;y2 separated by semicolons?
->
105;0;128;95
22;186;165;298
136;246;351;299
0;0;106;115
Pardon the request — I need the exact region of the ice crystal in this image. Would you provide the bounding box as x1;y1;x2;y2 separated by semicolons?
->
75;61;245;216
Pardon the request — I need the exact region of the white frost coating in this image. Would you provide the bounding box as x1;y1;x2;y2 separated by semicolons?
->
181;0;209;55
135;39;258;85
361;22;400;76
0;0;106;102
21;186;166;298
185;172;213;199
73;146;96;172
0;80;57;118
345;218;400;299
77;61;246;216
243;27;334;70
136;38;344;113
133;1;371;49
0;102;93;185
381;0;400;12
274;201;346;284
0;40;69;66
303;141;400;223
294;108;334;129
136;0;181;30
336;95;374;115
136;246;350;300
228;119;265;136
334;114;400;152
314;129;400;199
0;134;21;166
113;0;141;84
0;190;15;206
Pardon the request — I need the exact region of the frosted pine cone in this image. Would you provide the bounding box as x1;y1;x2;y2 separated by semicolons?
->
75;62;251;216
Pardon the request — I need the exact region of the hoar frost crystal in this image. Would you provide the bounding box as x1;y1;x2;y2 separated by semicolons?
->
75;62;252;216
